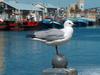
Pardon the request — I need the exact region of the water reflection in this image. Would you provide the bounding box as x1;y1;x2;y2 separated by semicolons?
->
3;31;53;75
0;28;100;75
0;32;5;75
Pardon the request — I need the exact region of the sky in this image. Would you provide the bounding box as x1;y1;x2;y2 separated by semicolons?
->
8;0;100;8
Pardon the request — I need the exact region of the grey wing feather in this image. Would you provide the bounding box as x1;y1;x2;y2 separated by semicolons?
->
34;29;64;41
34;30;48;38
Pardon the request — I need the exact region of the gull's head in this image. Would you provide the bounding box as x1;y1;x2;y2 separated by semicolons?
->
64;20;74;27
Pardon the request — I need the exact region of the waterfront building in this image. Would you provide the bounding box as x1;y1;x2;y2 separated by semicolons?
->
83;7;100;23
33;3;58;19
0;0;58;22
0;0;42;21
77;0;85;11
85;9;96;21
66;0;85;18
91;7;100;24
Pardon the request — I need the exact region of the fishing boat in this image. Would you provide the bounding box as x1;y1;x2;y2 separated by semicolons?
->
68;17;95;27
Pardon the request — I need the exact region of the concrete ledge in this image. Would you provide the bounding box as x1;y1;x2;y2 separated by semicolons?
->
43;68;77;75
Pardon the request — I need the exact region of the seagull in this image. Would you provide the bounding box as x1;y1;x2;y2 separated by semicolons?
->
27;20;74;55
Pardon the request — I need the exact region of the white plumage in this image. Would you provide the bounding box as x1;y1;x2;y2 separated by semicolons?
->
28;20;74;54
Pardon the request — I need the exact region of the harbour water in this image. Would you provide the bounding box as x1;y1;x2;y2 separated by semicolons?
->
0;27;100;75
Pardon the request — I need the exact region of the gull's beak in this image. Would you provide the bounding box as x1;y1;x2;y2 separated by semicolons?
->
73;23;75;26
72;23;75;26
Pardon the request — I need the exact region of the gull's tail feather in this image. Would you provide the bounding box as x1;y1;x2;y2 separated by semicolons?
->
26;34;36;38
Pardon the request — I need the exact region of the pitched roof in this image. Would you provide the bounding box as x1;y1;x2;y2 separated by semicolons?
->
3;1;42;11
34;3;58;9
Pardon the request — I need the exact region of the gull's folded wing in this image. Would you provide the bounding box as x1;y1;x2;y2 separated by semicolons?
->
34;29;64;41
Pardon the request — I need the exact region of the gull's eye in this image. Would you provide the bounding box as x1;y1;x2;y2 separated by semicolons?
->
69;23;71;24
